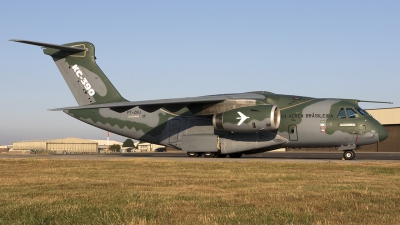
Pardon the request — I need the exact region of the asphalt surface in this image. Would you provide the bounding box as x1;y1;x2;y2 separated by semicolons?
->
1;151;400;162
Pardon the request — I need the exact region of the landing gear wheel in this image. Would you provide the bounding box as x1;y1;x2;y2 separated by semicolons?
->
203;152;219;158
217;154;227;158
228;153;243;158
187;152;202;157
343;150;356;160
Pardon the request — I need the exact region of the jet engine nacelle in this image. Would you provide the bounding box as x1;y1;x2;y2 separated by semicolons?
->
212;105;281;133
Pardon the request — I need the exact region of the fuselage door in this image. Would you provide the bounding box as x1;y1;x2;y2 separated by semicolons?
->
169;119;180;143
288;124;298;141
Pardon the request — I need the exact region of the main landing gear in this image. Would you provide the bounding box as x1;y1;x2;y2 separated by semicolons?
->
187;152;203;157
343;150;356;160
187;152;242;158
203;152;219;158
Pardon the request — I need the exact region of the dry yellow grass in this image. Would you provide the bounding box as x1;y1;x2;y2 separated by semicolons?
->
0;159;399;224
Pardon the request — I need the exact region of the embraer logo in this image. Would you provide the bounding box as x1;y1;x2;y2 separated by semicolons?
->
236;112;249;126
71;64;95;96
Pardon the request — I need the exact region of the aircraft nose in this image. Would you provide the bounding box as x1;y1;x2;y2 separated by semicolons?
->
377;125;388;142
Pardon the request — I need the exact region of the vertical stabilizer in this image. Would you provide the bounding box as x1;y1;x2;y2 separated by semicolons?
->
10;39;127;106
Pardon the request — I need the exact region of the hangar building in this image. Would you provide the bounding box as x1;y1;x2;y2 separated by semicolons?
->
361;107;400;152
12;137;98;154
0;145;11;153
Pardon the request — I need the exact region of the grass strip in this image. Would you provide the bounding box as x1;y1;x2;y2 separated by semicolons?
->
0;159;399;224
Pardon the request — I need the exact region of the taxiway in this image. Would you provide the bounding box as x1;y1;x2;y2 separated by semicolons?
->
1;152;400;162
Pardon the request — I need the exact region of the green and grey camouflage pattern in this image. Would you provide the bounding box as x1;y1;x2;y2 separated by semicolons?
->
11;40;390;160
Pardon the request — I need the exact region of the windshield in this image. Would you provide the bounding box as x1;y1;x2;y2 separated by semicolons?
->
337;108;346;119
346;108;359;118
356;107;368;116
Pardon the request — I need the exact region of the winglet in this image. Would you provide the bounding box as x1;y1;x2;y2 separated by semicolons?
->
9;39;87;52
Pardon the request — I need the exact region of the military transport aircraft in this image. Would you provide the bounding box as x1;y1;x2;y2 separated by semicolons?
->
11;39;391;160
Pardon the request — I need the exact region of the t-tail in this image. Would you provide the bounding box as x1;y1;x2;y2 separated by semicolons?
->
10;39;127;106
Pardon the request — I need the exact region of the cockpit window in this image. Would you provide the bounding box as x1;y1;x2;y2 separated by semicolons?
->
346;108;359;118
356;107;368;116
337;108;346;119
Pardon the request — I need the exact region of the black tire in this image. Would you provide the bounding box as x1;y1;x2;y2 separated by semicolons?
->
203;152;219;158
343;150;356;160
228;153;243;158
217;154;227;158
187;152;201;157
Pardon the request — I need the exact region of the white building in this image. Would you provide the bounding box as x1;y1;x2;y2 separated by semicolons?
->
136;142;165;152
12;137;98;154
92;140;123;151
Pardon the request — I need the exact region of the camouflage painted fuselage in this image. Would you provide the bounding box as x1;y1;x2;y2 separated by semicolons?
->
65;91;387;153
12;39;388;155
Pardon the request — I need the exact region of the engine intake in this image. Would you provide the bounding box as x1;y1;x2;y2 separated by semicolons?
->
212;105;280;133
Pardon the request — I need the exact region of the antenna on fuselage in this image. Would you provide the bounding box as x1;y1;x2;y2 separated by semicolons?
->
357;100;393;104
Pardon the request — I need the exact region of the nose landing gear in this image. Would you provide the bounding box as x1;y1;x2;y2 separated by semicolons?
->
343;150;356;160
339;144;357;160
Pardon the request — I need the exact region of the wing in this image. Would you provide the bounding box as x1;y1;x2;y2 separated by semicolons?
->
50;92;267;114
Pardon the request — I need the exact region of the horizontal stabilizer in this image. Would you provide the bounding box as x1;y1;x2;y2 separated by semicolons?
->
9;39;87;52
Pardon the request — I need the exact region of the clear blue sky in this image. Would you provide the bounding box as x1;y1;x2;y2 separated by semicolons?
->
1;1;399;144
